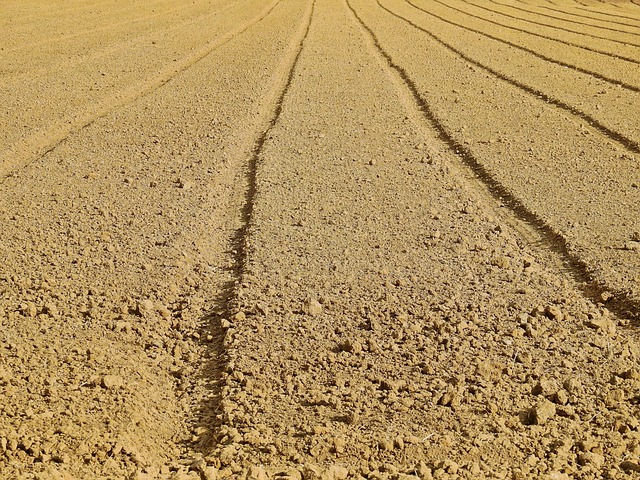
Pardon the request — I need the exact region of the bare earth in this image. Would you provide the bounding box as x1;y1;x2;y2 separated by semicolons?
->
1;0;640;479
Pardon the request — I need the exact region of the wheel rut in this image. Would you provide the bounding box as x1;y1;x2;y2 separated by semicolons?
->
0;0;281;180
441;0;640;64
404;0;640;92
189;0;315;458
348;0;640;323
488;0;640;37
380;0;640;154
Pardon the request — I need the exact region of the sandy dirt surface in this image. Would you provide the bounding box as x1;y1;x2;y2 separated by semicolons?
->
1;0;639;479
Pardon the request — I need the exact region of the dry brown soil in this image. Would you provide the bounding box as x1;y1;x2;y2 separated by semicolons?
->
1;0;640;479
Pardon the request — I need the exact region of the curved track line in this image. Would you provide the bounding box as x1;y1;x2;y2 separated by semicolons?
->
578;5;640;20
382;0;640;154
1;0;217;54
0;0;282;180
404;0;640;93
2;0;246;80
193;0;316;452
464;0;640;49
521;1;640;28
490;0;640;34
345;0;640;324
434;0;640;65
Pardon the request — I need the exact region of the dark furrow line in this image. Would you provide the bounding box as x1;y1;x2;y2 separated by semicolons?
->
237;0;316;271
435;0;640;65
385;0;640;154
490;0;640;34
465;0;640;48
192;0;315;454
523;1;640;28
0;0;283;181
578;5;640;20
346;0;640;324
405;0;640;93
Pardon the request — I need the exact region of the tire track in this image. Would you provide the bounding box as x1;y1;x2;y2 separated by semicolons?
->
0;0;282;180
463;0;640;51
346;0;640;323
195;0;316;454
383;0;640;154
520;0;640;28
1;0;216;54
403;0;640;92
434;0;640;64
2;0;245;79
390;0;640;153
490;0;640;34
578;5;640;20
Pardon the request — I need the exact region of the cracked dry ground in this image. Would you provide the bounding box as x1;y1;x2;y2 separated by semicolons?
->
1;0;640;479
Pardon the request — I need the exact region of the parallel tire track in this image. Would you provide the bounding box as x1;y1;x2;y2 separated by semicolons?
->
1;0;217;54
193;0;315;452
233;0;316;275
345;0;640;323
0;0;282;180
3;0;246;79
519;0;640;28
438;0;640;64
579;5;640;20
403;0;640;92
383;0;640;154
489;0;640;36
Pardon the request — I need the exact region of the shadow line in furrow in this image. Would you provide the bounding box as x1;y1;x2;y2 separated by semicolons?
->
520;0;640;28
388;0;640;154
404;0;640;92
190;0;316;455
1;0;218;54
439;0;640;64
490;0;640;35
346;0;640;325
0;0;282;182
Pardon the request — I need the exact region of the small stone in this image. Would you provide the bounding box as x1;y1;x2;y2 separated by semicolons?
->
532;379;557;396
563;377;581;394
544;305;563;321
379;438;394;451
246;466;267;480
554;390;569;405
137;299;155;317
369;159;376;166
302;298;323;317
178;179;194;190
578;451;605;468
586;316;616;335
44;302;59;318
631;231;640;242
341;339;362;354
605;389;625;407
327;466;348;480
333;437;346;454
21;302;38;317
101;375;124;390
530;399;556;425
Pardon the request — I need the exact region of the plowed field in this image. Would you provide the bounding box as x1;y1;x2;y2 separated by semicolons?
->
1;0;639;478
